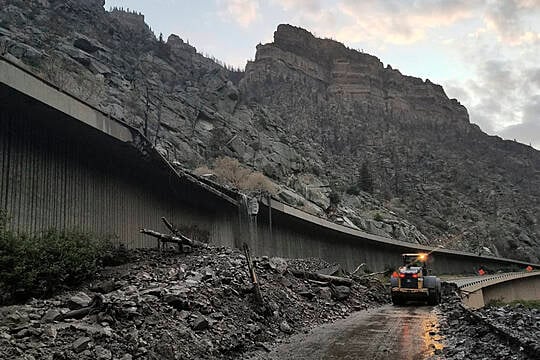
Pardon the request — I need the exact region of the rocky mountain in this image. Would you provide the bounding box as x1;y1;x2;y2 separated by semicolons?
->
1;0;539;262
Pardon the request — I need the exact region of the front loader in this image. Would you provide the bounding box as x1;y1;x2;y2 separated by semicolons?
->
390;253;441;305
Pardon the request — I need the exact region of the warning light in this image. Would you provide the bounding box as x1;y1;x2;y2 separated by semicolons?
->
526;265;533;272
478;268;486;276
392;271;399;278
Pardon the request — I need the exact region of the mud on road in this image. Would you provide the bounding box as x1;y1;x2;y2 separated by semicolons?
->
265;304;443;360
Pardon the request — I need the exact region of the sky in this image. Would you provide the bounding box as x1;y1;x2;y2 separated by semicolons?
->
104;0;540;149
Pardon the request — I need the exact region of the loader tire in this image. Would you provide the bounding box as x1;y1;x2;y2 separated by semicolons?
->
391;293;404;306
427;288;440;305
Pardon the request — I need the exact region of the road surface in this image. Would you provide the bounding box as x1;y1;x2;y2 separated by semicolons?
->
267;305;443;360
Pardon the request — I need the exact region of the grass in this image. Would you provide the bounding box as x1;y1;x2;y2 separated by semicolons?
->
487;299;540;309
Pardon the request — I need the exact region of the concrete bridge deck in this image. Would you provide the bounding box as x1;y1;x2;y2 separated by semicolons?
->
447;271;540;308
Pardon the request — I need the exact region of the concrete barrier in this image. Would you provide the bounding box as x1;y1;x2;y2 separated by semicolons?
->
449;272;540;309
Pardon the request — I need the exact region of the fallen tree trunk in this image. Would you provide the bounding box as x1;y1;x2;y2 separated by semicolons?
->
350;263;366;276
289;269;353;286
243;244;264;305
56;294;104;321
140;229;207;248
353;270;386;279
161;217;179;236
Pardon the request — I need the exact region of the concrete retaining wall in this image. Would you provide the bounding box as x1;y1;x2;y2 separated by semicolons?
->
248;201;534;273
483;276;540;305
0;86;237;248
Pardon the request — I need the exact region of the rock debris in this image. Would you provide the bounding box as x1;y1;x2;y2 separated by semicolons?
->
0;247;388;359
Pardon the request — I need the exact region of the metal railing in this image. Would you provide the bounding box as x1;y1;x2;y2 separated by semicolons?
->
448;271;540;292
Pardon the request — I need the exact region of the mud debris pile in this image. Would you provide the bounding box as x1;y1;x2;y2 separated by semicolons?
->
0;247;388;359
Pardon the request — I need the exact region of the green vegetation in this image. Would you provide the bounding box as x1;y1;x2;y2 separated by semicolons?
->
0;210;114;304
359;161;374;193
345;185;360;195
373;212;383;222
487;299;540;309
329;190;341;206
346;161;374;195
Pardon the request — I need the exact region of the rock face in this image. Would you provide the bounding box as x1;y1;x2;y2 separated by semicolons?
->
0;1;539;261
244;24;469;132
241;25;540;262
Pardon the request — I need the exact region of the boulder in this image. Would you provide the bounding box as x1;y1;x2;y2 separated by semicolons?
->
72;336;92;353
94;345;112;360
279;320;293;334
331;286;351;301
69;292;92;309
269;257;288;274
73;36;102;53
41;309;61;322
191;315;209;331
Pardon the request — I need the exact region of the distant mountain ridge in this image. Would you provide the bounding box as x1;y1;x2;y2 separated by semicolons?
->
1;0;539;261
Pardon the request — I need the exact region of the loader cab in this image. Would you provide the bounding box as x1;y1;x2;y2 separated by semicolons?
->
401;253;428;275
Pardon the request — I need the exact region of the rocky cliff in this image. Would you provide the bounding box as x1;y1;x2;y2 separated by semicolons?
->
1;1;539;262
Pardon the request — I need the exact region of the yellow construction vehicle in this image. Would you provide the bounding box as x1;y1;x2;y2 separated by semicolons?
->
390;253;441;305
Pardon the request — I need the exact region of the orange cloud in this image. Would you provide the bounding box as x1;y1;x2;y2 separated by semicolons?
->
219;0;259;28
336;0;476;44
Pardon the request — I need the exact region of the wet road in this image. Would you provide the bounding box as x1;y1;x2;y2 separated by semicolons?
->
268;305;443;360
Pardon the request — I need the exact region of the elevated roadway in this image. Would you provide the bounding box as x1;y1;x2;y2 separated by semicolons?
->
447;271;540;308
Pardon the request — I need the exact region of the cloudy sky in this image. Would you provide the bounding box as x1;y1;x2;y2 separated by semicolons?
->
104;0;540;149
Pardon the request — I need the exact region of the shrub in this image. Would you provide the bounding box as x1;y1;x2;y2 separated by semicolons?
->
359;161;374;193
0;211;113;304
243;172;276;193
329;191;341;206
213;157;251;188
373;212;383;221
195;157;277;193
346;185;360;195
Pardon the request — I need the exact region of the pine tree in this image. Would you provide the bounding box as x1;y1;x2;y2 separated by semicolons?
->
359;161;374;193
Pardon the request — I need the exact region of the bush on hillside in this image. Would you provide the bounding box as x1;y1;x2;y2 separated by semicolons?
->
194;156;277;194
0;210;113;304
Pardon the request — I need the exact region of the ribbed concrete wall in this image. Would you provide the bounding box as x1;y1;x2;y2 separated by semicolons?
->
248;204;533;273
0;94;237;249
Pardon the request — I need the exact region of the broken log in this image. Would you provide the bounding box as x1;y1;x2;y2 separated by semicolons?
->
354;270;386;279
350;263;366;276
305;279;331;286
289;269;353;286
140;228;207;248
161;217;179;236
243;243;264;305
56;294;104;321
